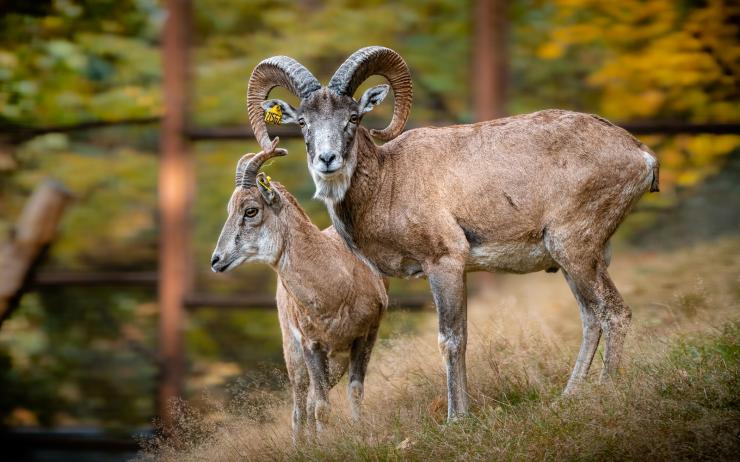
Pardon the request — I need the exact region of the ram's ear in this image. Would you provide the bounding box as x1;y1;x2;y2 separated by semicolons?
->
358;84;389;114
261;99;299;125
256;172;280;207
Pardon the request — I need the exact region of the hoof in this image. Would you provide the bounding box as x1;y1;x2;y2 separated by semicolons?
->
349;381;364;421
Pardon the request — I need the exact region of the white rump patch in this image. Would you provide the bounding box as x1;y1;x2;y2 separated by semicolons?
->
641;150;657;190
641;150;656;170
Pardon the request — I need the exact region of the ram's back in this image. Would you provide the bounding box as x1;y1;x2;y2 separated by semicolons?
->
382;109;656;226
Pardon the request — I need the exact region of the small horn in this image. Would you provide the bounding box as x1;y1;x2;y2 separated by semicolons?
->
236;138;286;188
247;56;321;153
328;46;413;141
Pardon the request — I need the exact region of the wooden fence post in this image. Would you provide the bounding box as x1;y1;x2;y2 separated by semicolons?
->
473;0;509;121
0;180;71;328
157;0;193;430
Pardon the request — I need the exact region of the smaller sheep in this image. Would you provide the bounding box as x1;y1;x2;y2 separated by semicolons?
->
210;139;387;439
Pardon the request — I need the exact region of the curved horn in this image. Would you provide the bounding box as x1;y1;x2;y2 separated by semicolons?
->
247;56;321;152
328;46;413;141
235;138;286;187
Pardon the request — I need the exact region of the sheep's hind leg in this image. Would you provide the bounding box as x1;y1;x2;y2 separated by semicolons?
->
561;269;602;394
302;342;331;433
348;325;379;421
546;237;630;392
594;269;631;382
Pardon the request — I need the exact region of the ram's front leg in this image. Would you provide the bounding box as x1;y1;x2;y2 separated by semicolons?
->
348;324;379;421
426;256;469;421
302;341;331;433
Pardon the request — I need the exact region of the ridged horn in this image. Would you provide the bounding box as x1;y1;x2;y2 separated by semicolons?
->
235;138;286;188
328;46;413;141
247;56;321;152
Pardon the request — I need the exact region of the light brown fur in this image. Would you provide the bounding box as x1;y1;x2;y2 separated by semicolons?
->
334;110;656;277
212;170;387;439
323;109;658;418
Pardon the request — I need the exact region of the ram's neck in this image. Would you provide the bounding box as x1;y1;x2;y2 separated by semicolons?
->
274;207;332;306
326;128;383;271
346;128;382;204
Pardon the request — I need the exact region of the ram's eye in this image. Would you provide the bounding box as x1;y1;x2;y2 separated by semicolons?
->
349;114;359;124
244;208;258;218
298;118;306;127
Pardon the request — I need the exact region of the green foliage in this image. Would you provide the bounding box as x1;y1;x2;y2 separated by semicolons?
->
0;0;737;432
0;0;162;125
0;289;158;430
0;345;62;427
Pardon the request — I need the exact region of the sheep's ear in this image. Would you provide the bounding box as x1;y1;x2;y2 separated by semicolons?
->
261;99;298;125
358;84;389;114
256;173;280;207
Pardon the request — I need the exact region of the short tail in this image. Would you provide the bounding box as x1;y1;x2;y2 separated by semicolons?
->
640;144;660;192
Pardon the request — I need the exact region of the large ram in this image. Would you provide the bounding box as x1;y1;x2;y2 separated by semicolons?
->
246;46;659;421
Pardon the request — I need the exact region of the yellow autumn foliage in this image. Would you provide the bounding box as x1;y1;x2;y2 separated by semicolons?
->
541;0;740;189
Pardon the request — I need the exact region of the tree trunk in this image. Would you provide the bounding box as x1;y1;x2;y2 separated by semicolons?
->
158;0;193;430
0;180;71;328
473;0;509;121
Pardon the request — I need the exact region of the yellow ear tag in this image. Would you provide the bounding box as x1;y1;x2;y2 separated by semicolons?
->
264;105;282;125
258;175;272;192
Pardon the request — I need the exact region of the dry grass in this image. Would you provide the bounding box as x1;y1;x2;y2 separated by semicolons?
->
138;238;740;461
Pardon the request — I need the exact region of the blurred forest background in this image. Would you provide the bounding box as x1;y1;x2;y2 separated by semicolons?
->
0;0;738;437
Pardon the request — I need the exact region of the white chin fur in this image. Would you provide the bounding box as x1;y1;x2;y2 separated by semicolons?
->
310;157;356;203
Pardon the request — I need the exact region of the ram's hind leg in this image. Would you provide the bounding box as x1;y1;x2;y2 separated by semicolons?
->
547;237;631;392
594;269;631;382
562;269;602;394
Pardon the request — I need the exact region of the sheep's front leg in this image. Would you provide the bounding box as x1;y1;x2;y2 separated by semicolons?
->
302;341;331;433
426;257;469;421
348;325;379;421
285;338;309;442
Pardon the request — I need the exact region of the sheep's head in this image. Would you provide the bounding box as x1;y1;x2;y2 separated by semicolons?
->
211;140;287;272
247;46;412;202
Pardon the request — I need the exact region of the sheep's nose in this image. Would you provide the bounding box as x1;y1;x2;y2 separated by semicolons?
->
318;151;336;166
211;254;221;269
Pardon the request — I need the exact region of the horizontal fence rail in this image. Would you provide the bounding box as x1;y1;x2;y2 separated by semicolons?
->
0;117;161;143
187;121;740;140
2;119;738;144
2;427;143;455
32;271;431;310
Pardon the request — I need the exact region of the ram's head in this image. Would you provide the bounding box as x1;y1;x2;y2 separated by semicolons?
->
211;139;287;272
247;46;412;202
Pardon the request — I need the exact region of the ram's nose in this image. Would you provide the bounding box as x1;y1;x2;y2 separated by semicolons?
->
210;253;222;272
318;151;337;167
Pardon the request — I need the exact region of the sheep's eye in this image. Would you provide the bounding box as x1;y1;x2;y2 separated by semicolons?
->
298;118;306;127
349;114;359;124
244;208;258;218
